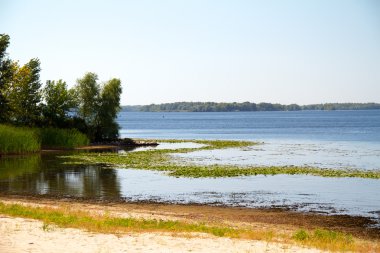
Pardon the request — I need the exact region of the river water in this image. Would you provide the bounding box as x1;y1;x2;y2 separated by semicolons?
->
1;110;380;220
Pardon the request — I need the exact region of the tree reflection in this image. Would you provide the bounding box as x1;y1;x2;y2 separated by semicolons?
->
0;153;121;199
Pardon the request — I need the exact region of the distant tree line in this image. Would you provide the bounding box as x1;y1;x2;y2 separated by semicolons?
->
0;34;122;141
123;102;380;112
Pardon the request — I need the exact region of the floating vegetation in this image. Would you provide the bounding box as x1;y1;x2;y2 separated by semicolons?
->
60;139;380;179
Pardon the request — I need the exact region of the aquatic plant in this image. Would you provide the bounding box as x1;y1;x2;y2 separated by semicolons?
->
0;125;40;154
39;127;89;149
61;139;380;179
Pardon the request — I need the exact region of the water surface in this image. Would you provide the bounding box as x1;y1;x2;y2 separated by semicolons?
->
1;110;380;221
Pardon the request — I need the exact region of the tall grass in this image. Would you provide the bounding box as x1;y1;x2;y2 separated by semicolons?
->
0;125;40;154
0;125;89;154
39;128;89;149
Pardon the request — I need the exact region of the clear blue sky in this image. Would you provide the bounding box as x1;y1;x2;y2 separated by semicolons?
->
1;0;379;105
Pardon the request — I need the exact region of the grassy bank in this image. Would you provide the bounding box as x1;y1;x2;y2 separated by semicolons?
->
0;201;377;252
62;139;380;179
0;124;89;154
0;125;40;154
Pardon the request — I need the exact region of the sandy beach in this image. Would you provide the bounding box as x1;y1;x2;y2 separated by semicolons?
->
0;216;325;253
0;196;379;252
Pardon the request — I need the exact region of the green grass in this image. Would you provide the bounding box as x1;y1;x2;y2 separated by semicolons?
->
0;125;89;154
39;127;89;149
293;229;355;251
0;202;236;237
0;125;40;154
60;139;380;179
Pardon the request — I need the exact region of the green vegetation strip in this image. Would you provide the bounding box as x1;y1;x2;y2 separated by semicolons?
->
0;202;362;252
61;139;380;179
0;202;250;238
0;124;89;153
0;125;40;153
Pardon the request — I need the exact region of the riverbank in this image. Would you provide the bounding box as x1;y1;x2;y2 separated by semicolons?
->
0;196;379;252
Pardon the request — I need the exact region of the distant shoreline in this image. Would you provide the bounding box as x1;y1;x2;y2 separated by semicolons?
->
122;102;380;112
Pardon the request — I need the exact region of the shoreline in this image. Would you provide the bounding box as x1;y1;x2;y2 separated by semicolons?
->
1;195;379;240
0;195;379;252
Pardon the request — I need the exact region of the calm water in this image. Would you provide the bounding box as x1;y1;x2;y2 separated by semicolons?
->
118;110;380;142
1;110;380;220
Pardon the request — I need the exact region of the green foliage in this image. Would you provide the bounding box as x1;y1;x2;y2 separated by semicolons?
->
123;102;380;112
42;80;76;127
75;72;100;128
0;125;40;154
0;34;123;141
74;73;122;141
6;59;42;126
39;128;89;149
0;34;14;123
96;78;122;140
0;125;88;153
62;139;380;179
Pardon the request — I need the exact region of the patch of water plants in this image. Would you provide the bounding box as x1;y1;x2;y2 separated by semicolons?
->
61;139;380;179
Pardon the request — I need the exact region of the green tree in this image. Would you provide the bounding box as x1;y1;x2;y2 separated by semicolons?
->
6;58;42;126
74;73;123;141
96;78;122;140
0;34;14;123
42;79;76;127
75;72;100;126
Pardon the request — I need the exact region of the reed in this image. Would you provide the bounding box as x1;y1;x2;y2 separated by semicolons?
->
39;128;89;149
0;125;40;154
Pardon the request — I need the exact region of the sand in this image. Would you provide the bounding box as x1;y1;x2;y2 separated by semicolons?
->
0;215;324;253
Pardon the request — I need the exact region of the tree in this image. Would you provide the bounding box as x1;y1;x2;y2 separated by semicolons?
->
42;79;76;127
75;72;100;126
96;78;122;140
74;73;123;141
6;58;42;126
0;34;14;123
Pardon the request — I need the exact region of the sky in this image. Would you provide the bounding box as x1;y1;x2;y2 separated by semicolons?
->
1;0;379;105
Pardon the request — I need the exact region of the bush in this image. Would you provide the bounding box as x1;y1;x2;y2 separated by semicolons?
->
39;128;89;149
0;125;41;154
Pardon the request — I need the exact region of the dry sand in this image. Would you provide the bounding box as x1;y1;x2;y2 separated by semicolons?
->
0;215;324;253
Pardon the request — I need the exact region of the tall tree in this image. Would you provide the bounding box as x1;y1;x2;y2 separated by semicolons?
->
74;72;100;139
0;34;14;123
6;58;42;126
96;78;122;140
42;79;76;127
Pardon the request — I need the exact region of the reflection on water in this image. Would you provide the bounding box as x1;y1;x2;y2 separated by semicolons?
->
0;155;41;179
0;154;121;199
0;153;380;221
